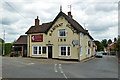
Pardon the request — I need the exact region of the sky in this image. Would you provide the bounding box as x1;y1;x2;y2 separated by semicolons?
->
0;0;119;43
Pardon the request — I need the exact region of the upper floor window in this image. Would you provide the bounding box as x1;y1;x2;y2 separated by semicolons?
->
88;41;91;47
80;33;82;39
58;29;66;37
86;35;88;40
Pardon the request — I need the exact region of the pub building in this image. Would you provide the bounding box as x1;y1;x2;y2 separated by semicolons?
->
25;8;95;61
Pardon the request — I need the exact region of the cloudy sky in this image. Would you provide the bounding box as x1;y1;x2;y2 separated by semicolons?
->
0;0;119;43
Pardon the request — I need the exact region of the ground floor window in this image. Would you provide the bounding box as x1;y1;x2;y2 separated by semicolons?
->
42;47;46;54
85;46;87;55
80;46;82;56
59;46;70;56
32;45;42;55
88;48;90;55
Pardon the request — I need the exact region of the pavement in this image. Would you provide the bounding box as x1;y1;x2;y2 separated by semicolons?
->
2;56;95;64
2;55;118;79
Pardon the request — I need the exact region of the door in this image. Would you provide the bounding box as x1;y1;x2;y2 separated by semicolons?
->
48;46;52;58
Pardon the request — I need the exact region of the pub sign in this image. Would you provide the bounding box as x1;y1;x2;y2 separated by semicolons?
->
31;35;43;42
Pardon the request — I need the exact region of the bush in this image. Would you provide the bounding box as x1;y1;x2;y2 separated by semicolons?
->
0;43;3;55
5;43;13;55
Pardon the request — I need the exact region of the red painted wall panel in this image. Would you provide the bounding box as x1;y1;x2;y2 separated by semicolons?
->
31;35;43;42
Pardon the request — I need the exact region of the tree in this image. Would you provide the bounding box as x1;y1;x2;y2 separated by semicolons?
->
114;36;120;58
0;38;4;43
94;40;104;51
114;37;120;51
12;39;16;44
101;39;108;48
0;38;4;55
108;39;112;44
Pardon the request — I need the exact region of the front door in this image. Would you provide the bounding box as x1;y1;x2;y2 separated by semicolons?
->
48;46;52;58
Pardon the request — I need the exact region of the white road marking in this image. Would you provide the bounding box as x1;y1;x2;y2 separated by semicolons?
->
59;64;63;73
63;73;67;79
9;59;35;66
54;64;58;72
59;64;67;79
27;63;35;65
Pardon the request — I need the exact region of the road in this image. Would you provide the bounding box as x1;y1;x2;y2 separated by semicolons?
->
0;56;2;80
2;55;118;79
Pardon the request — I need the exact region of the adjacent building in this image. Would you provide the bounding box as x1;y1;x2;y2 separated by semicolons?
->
25;10;95;61
13;35;27;57
106;38;117;55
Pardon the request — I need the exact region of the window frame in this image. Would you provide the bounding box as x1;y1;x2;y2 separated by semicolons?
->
42;47;46;54
59;45;71;57
88;40;91;47
80;33;82;39
80;46;82;56
32;45;42;55
85;46;87;55
58;29;67;37
86;35;88;40
88;48;90;56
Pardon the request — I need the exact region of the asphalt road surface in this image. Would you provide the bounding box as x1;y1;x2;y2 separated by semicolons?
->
2;55;118;79
0;56;2;79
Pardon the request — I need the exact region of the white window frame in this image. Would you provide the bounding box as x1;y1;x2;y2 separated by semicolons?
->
32;45;42;55
91;48;92;56
59;45;71;57
58;29;67;37
88;48;90;56
86;35;88;40
80;46;82;56
80;33;82;39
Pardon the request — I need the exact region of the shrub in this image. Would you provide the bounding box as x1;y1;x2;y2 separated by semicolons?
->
4;43;13;56
0;43;3;55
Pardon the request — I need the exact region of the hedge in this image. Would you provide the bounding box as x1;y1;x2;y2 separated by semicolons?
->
0;43;3;55
0;43;13;56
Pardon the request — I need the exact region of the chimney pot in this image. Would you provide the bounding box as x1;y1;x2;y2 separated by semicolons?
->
35;16;39;26
68;11;72;18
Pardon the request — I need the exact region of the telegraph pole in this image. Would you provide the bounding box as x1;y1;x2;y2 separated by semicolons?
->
68;5;72;12
3;30;5;56
84;23;86;29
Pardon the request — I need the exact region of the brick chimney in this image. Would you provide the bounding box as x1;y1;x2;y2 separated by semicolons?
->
68;11;72;18
35;16;39;26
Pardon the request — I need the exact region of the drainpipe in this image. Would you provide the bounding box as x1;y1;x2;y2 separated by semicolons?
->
28;35;30;57
78;32;80;61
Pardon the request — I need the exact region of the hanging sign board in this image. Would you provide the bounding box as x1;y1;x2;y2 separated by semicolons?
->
72;40;79;46
31;35;43;42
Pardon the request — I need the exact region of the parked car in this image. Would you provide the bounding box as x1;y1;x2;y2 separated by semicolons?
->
103;51;108;55
95;52;103;58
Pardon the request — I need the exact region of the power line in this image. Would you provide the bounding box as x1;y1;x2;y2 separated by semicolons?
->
3;0;32;23
2;0;34;43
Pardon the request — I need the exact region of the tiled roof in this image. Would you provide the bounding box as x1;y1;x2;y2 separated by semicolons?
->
25;11;93;40
14;35;27;45
25;22;52;34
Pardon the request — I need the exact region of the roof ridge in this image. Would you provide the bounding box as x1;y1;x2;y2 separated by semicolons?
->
42;22;52;25
25;11;93;40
